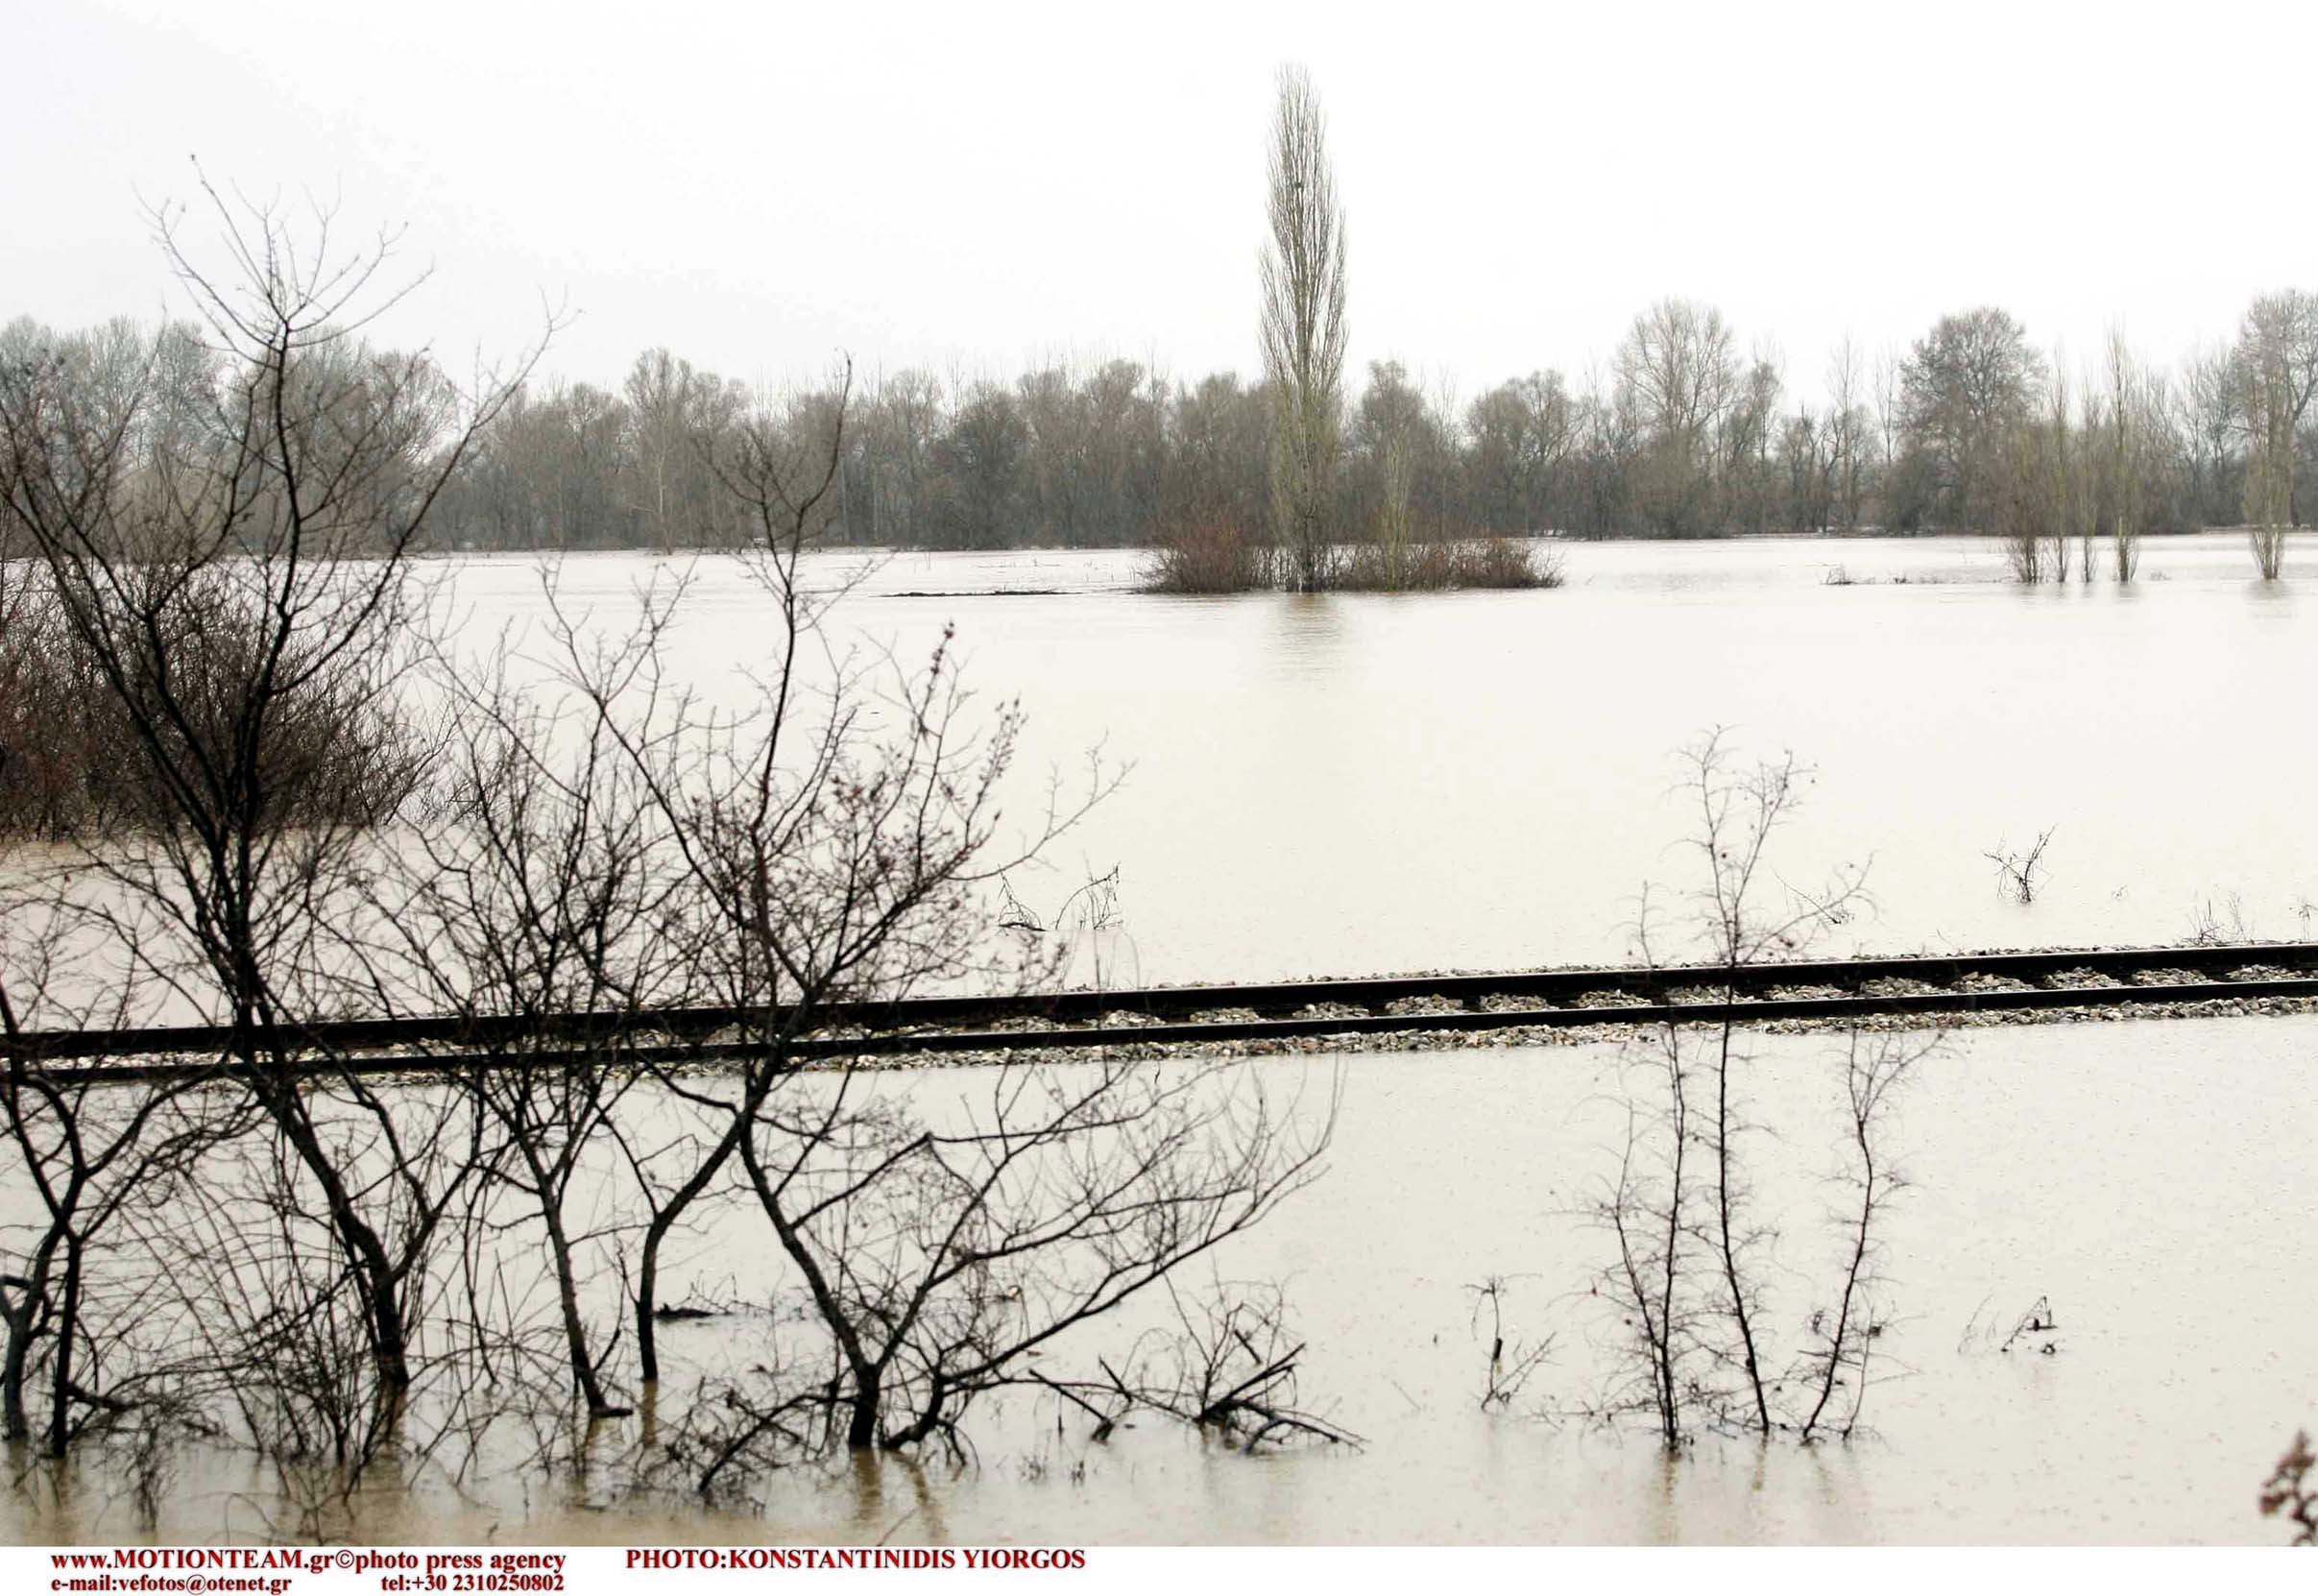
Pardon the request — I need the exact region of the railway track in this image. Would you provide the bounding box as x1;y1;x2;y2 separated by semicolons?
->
9;941;2318;1086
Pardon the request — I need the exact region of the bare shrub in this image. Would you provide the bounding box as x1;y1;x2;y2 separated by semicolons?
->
999;865;1136;997
1461;535;1563;589
2250;522;2288;582
1985;829;2055;904
1143;515;1558;595
1590;735;1933;1452
2188;890;2258;946
1467;1275;1553;1413
1996;1294;2062;1355
708;1052;1335;1458
1337;533;1562;592
1588;1027;1700;1446
1144;514;1263;593
352;691;674;1420
1033;1277;1356;1452
0;580;115;838
0;572;432;840
1998;423;2054;584
1791;1028;1935;1442
1661;734;1867;1435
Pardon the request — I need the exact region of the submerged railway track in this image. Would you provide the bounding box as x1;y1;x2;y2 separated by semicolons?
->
9;941;2318;1086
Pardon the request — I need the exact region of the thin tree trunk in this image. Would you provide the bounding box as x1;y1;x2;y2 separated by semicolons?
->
1714;991;1771;1434
541;1188;616;1416
633;1118;747;1382
1801;1144;1876;1443
46;1231;82;1458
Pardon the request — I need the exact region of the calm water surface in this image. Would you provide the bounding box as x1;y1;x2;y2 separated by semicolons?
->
8;535;2311;1545
444;532;2318;984
7;1016;2312;1544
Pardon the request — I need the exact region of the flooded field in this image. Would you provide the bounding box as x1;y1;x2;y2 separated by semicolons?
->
6;534;2313;1549
5;1013;2311;1545
443;531;2318;984
18;2;2317;1572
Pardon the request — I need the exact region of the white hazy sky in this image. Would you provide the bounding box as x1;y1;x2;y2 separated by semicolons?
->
10;0;2315;405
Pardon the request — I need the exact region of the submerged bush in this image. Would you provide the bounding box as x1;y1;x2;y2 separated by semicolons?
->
1144;515;1266;592
1145;520;1562;594
0;574;432;841
1336;534;1563;592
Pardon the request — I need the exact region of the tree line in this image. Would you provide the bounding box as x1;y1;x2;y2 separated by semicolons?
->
6;291;2307;561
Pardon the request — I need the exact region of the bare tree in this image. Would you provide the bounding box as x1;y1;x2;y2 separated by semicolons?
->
1896;308;2044;533
1374;401;1414;587
1465;373;1576;535
592;366;1121;1386
487;359;1337;1488
345;665;689;1420
0;181;545;1408
626;392;1335;1452
1997;418;2051;584
2238;292;2318;519
2177;342;2243;528
2071;366;2103;582
623;349;745;549
1617;299;1740;537
2045;366;2075;583
1824;336;1872;534
2105;328;2144;581
715;1052;1335;1458
2236;292;2317;577
1871;346;1905;511
1260;63;1349;592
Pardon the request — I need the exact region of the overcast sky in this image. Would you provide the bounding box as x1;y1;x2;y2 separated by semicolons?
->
11;1;2315;406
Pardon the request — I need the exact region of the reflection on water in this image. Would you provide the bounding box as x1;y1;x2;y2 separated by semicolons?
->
1264;594;1352;682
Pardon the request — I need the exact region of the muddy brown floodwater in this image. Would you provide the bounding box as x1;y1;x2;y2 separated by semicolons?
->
5;1014;2312;1545
7;534;2312;1544
439;532;2318;986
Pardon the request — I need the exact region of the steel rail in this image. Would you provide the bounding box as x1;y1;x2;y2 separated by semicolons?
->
5;940;2314;1064
12;953;2318;1088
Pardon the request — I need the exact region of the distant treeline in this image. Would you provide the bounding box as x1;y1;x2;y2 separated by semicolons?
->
6;291;2312;553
